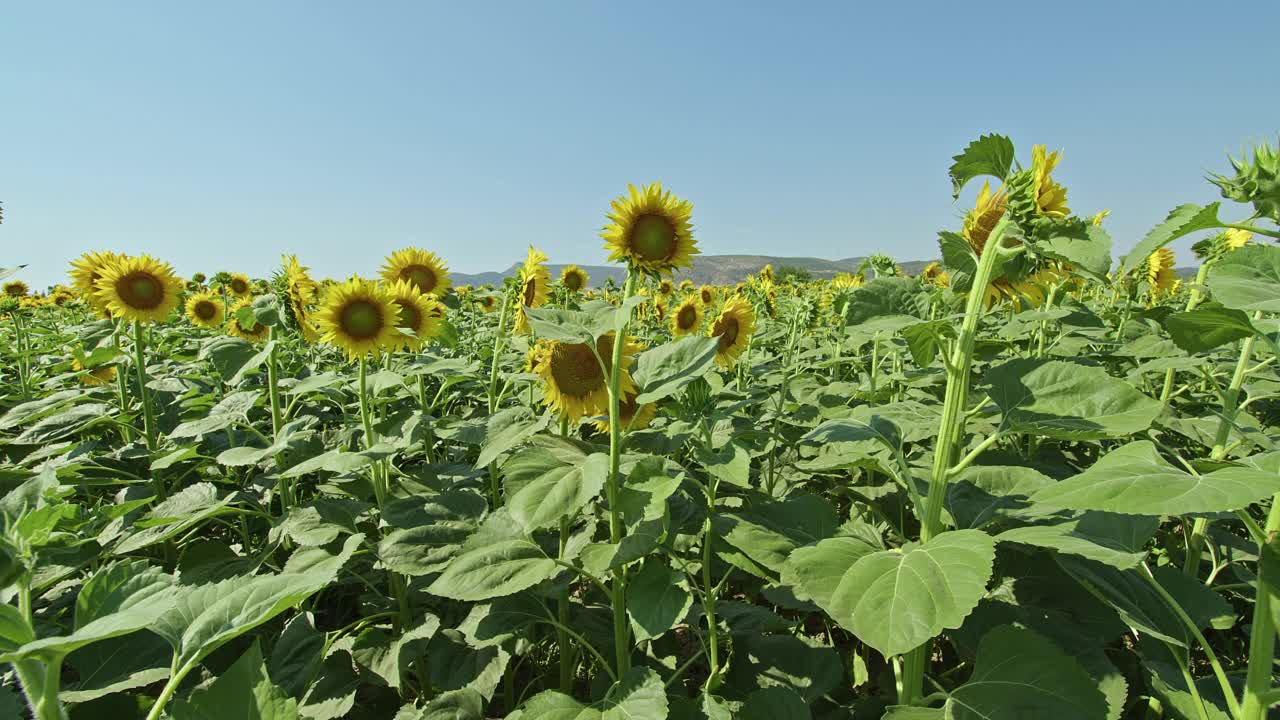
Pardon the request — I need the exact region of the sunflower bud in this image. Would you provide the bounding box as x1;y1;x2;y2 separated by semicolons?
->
1210;140;1280;222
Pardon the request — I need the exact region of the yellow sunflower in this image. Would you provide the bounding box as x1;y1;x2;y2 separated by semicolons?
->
708;296;756;369
68;251;122;305
3;280;29;298
536;332;639;422
386;279;440;352
921;262;951;288
226;298;269;342
314;277;400;359
1223;228;1252;250
525;338;553;374
1146;248;1177;297
71;357;117;387
758;264;775;283
477;294;499;313
698;285;716;306
94;255;184;324
591;391;657;434
283;254;318;307
657;279;675;297
515;247;551;334
679;280;694;291
602;182;698;274
963;180;1009;256
380;248;452;297
670;295;703;337
185;292;225;328
1031;144;1070;219
226;273;253;298
560;265;589;293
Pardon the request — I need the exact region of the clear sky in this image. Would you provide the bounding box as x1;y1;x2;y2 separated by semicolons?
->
3;1;1278;290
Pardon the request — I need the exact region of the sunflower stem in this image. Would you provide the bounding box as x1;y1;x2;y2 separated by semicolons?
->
266;325;291;511
132;320;160;462
605;270;638;677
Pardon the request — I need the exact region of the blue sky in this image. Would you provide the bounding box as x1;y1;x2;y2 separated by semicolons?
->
3;1;1278;289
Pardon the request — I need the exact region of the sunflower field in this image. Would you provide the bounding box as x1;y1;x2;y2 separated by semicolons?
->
2;133;1280;720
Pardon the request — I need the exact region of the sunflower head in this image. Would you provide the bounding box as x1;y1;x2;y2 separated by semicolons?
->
69;250;122;307
226;273;254;298
921;262;951;288
385;279;441;352
525;338;553;374
94;255;184;324
657;279;675;297
71;357;117;387
962;181;1009;256
1145;247;1178;297
380;248;452;296
560;265;588;293
670;296;703;337
185;292;226;328
314;277;400;359
536;332;638;422
831;272;862;290
226;298;269;342
590;391;657;435
698;285;716;306
708;296;756;369
516;247;551;334
602;182;698;275
758;264;775;283
477;294;499;313
3;280;29;298
273;255;320;336
1031;144;1070;219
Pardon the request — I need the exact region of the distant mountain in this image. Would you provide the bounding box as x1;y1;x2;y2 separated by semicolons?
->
451;255;936;287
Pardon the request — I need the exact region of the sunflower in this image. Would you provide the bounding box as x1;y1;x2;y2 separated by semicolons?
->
758;264;775;283
1145;248;1177;297
3;280;29;297
560;265;589;293
314;277;400;359
536;332;639;422
185;292;225;328
708;297;756;368
679;280;694;291
477;294;499;313
698;285;716;306
657;279;675;297
670;295;703;337
94;255;184;324
921;262;951;288
1223;228;1252;250
515;247;551;334
591;391;657;434
68;251;122;304
49;286;76;306
525;338;553;374
226;299;269;342
380;248;452;297
963;180;1009;256
653;298;669;322
602;182;698;274
71;357;117;387
386;279;440;352
1031;145;1070;219
226;273;253;298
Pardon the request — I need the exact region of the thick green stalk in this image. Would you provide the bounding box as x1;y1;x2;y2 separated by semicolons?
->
11;314;31;399
113;324;134;442
605;270;638;676
702;470;721;691
1240;502;1280;719
487;292;512;414
132;321;157;454
266;327;291;509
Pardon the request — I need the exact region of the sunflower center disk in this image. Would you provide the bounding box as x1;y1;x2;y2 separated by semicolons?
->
523;279;538;306
395;301;421;333
340;301;384;339
404;266;437;293
678;306;697;329
549;343;607;398
717;318;740;350
122;274;164;309
231;280;249;294
195;301;216;320
630;214;677;261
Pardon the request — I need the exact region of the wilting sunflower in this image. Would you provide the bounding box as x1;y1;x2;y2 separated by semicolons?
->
185;292;225;328
698;285;716;306
921;262;951;288
602;182;698;274
94;255;184;324
708;297;756;369
591;391;656;434
226;299;269;342
3;280;29;297
536;332;639;422
670;295;703;337
560;265;588;293
1145;248;1177;296
1031;145;1070;219
226;273;253;298
385;279;440;352
71;357;117;387
963;180;1009;256
380;248;452;297
314;277;400;359
515;247;551;334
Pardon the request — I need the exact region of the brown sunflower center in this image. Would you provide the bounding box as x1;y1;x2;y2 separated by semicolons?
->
700;289;712;304
394;299;422;332
340;300;384;339
715;316;740;351
117;273;164;310
629;214;677;261
677;305;698;330
402;265;438;293
549;342;607;398
564;273;583;291
523;277;538;306
230;278;249;294
193;300;218;320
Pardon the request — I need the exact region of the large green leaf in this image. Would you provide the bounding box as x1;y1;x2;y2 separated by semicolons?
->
716;493;839;574
1037;223;1112;282
1118;203;1223;276
996;512;1158;569
513;667;667;720
790;530;995;657
948;133;1016;198
171;641;297;720
1163;303;1256;352
504;442;608;532
632;336;720;404
476;406;549;468
426;538;557;601
982;359;1162;440
627;560;691;642
1030;441;1280;515
1207;243;1280;312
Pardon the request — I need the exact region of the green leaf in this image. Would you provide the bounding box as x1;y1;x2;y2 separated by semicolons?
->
171;641;298;720
476;406;549;468
1030;441;1280;515
1163;303;1256;352
115;482;237;554
170;390;261;439
15;403;113;444
418;689;486;720
1207;242;1280;312
1118;203;1223;276
716;493;839;574
843;278;930;325
627;559;692;642
268;613;323;699
791;529;995;657
996;512;1158;569
739;688;810;720
504;446;608;532
522;307;601;344
949;133;1016;198
982;359;1162;440
945;465;1056;530
427;538;557;601
632;336;720;405
1038;224;1113;282
947;625;1108;720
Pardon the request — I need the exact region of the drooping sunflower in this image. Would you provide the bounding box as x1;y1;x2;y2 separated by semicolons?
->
591;391;657;434
1031;144;1070;219
698;285;716;306
226;298;269;342
670;295;703;337
708;296;756;369
380;248;452;297
274;255;320;338
385;279;441;352
3;280;29;297
1145;248;1178;297
560;265;589;293
921;262;951;288
314;277;400;359
963;180;1009;256
226;273;254;298
185;292;225;328
601;182;698;274
515;247;551;334
71;357;117;387
536;332;639;422
94;255;184;324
